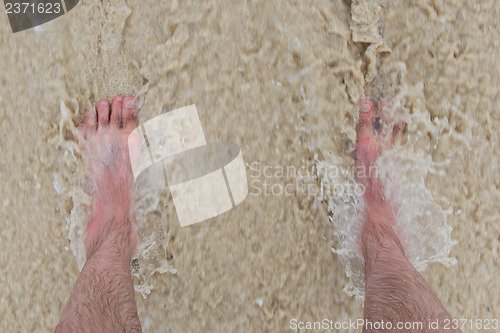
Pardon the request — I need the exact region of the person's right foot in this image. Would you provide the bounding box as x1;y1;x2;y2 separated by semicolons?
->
356;101;461;333
77;96;140;259
355;99;404;254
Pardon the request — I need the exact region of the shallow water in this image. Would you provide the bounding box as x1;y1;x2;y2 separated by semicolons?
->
1;0;499;332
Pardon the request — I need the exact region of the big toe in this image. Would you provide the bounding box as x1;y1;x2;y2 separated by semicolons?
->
359;99;376;124
356;99;376;143
355;99;379;181
122;96;139;131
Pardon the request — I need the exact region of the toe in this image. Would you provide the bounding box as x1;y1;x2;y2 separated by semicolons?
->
97;99;110;128
355;99;380;185
84;107;97;134
379;100;406;144
373;117;382;134
357;99;376;141
391;122;406;144
359;99;376;124
122;96;139;131
110;96;123;128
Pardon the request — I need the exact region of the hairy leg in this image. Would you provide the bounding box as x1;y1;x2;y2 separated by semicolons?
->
56;96;142;333
355;99;460;333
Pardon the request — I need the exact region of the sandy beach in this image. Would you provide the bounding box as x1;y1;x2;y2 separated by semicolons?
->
0;0;498;332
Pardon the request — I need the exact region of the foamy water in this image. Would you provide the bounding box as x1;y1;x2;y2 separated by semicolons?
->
314;83;470;300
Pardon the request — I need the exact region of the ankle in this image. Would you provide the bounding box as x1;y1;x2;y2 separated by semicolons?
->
85;214;137;264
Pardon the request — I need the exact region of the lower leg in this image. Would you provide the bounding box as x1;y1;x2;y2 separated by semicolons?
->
56;220;141;332
362;223;458;333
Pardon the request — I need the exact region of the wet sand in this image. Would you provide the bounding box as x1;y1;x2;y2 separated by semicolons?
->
0;0;498;332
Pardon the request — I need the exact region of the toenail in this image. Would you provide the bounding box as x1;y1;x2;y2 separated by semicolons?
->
116;97;123;102
99;100;108;105
125;100;136;108
360;103;371;113
360;99;375;112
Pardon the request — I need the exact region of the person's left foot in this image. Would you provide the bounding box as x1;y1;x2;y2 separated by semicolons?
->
77;96;140;259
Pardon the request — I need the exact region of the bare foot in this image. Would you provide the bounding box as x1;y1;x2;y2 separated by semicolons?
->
355;99;404;255
78;96;140;260
356;101;460;333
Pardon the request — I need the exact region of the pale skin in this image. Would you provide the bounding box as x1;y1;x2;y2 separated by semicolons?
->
56;97;460;332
